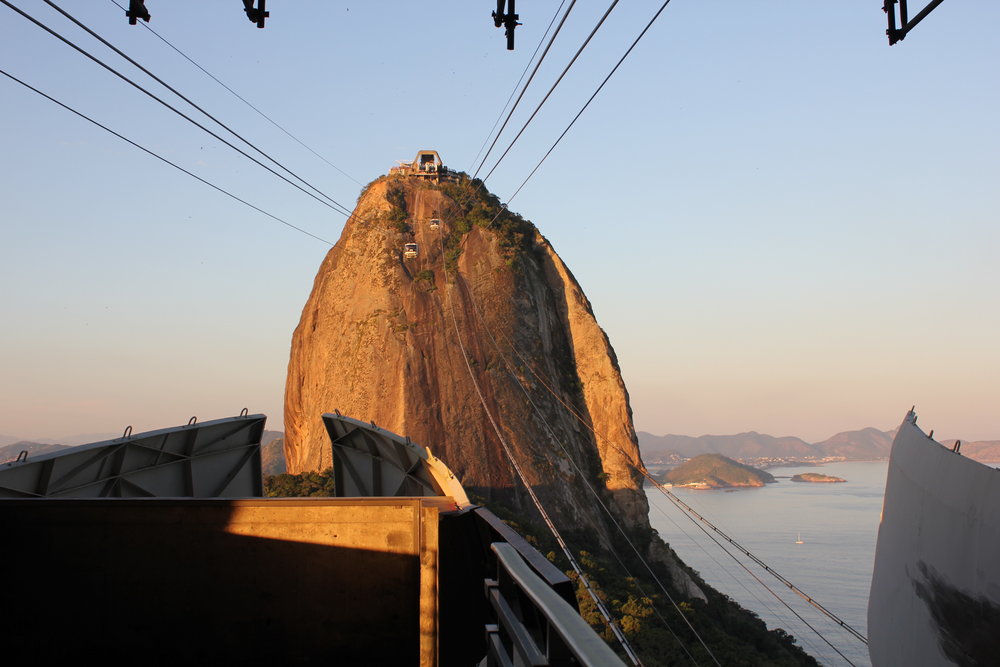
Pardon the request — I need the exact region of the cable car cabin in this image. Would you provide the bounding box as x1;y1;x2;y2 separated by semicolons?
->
429;218;441;230
403;243;418;259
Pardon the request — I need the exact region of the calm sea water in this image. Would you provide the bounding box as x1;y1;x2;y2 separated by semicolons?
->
646;461;888;667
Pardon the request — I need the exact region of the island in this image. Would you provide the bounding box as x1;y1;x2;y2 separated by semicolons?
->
659;454;775;489
791;472;846;483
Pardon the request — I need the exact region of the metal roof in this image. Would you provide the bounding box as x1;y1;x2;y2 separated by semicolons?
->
0;414;265;498
323;413;471;508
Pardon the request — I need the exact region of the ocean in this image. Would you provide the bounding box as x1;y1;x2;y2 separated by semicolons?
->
646;461;888;667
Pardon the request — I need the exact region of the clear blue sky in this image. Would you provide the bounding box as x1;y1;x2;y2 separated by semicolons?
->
1;1;997;443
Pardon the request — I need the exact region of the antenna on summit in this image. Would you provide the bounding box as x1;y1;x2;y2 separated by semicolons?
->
492;1;521;50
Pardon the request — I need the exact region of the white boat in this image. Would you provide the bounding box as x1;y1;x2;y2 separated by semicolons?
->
868;410;1000;665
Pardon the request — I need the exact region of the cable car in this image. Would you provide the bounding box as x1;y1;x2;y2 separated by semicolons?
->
429;218;441;230
403;243;418;259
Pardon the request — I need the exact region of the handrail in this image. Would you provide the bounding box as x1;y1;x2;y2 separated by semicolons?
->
474;507;575;605
487;542;626;667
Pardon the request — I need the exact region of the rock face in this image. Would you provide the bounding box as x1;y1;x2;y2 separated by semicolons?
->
284;173;653;544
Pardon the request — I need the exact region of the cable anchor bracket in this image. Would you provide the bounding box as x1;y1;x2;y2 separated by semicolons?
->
243;0;269;29
125;0;150;25
492;1;521;50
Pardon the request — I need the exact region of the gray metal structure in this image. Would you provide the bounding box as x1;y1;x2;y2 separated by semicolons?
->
0;410;623;664
323;412;471;508
486;542;626;667
0;413;265;498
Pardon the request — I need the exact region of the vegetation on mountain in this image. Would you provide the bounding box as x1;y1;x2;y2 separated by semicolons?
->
263;468;335;497
791;473;846;483
487;502;817;666
662;454;775;488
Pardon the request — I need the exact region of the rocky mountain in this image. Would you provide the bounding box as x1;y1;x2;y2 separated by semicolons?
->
284;173;650;539
639;426;898;462
813;427;895;459
282;169;819;665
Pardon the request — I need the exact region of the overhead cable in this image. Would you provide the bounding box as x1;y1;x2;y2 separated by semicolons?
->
436;235;643;666
2;0;351;218
107;0;362;187
0;67;334;246
503;0;674;210
656;486;869;646
41;0;353;215
478;0;621;185
656;488;859;666
461;279;717;666
470;0;573;175
488;312;868;659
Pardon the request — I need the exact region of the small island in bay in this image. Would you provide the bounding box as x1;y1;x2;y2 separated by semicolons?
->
791;472;846;483
659;454;775;489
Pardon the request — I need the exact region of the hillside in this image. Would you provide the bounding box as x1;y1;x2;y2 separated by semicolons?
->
638;426;898;462
813;427;894;459
662;454;776;488
639;431;814;461
0;441;69;464
940;439;1000;462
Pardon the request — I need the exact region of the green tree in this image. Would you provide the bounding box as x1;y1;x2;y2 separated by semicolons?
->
264;468;336;497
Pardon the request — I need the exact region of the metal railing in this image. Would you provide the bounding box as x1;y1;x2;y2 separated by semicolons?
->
483;541;625;667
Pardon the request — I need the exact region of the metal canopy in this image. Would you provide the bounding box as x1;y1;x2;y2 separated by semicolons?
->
323;413;471;508
0;414;266;498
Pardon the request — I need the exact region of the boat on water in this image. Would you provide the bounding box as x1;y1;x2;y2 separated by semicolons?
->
795;532;804;544
868;410;1000;666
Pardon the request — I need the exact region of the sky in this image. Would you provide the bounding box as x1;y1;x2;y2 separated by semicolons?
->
1;1;997;444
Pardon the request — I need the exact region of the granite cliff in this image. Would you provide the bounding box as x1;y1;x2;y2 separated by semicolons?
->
284;169;691;581
282;167;820;664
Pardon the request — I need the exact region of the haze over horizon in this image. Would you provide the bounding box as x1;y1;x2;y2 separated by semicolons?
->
2;2;997;445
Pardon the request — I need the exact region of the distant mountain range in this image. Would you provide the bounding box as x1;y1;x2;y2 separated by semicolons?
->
638;426;897;462
0;441;71;463
638;427;1000;464
5;427;996;469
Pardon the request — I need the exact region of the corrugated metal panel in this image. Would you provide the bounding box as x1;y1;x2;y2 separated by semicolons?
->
323;412;470;508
